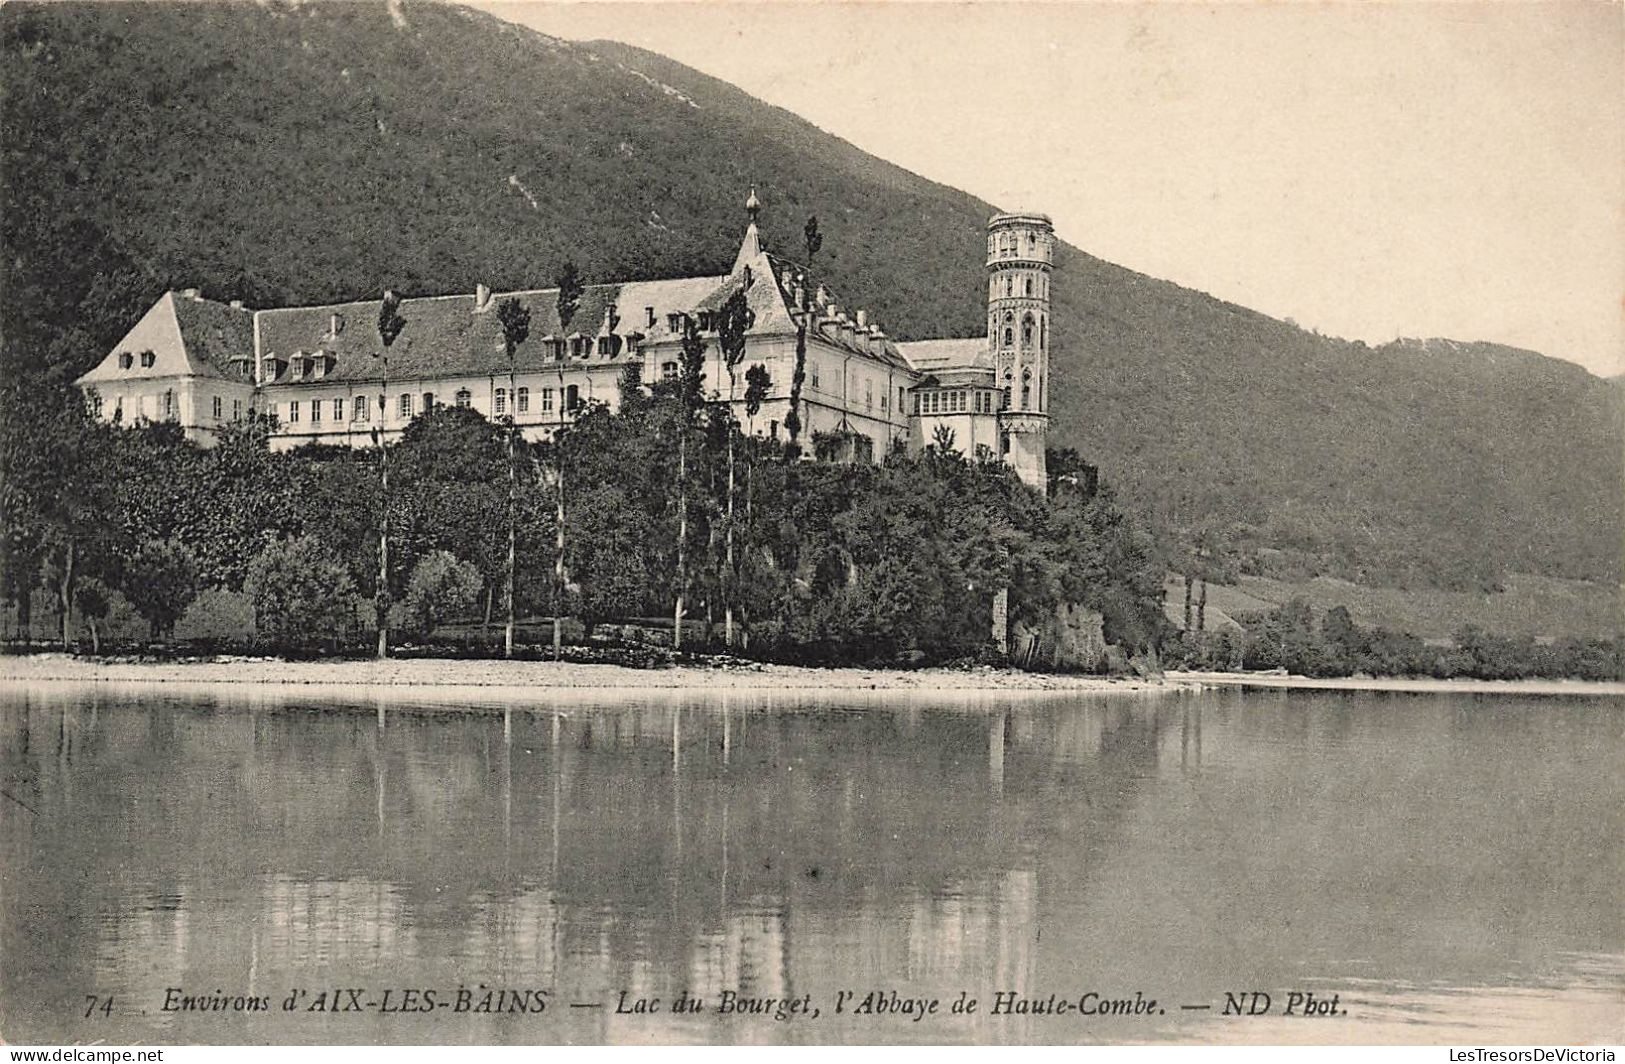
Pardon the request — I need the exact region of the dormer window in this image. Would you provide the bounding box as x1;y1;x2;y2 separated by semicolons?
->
571;337;589;358
667;313;683;333
697;311;713;331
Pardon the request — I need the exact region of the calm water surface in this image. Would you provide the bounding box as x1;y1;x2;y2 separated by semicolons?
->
1;682;1619;1045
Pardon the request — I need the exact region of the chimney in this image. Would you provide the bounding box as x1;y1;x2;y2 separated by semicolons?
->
181;288;200;300
856;309;868;328
815;285;830;310
475;283;492;310
229;299;244;310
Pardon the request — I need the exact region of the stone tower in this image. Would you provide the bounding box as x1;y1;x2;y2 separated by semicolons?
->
987;211;1053;492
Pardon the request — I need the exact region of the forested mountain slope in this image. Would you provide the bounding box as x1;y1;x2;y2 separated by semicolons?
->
3;0;1618;589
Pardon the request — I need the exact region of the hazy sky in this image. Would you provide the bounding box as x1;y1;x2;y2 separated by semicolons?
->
472;1;1623;377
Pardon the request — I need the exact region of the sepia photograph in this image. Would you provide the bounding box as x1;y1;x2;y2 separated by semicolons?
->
0;0;1620;1051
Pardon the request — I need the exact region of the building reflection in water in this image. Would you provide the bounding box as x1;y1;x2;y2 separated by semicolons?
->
2;684;1620;1045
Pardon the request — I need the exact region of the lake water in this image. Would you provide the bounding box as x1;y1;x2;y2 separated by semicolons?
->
1;682;1619;1045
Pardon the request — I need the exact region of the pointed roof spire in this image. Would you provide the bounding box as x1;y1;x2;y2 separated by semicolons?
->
732;186;765;277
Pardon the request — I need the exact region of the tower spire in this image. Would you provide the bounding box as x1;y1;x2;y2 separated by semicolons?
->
732;186;764;277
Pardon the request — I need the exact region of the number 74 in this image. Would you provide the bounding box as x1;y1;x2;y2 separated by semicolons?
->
83;995;114;1018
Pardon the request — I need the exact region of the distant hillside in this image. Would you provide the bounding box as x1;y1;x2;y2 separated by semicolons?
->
3;0;1619;590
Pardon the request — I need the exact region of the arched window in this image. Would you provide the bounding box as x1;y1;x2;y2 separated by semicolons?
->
495;388;507;415
1020;382;1030;410
1004;275;1012;296
1001;386;1011;410
517;387;530;413
1022;314;1034;348
1027;233;1036;254
1003;327;1014;347
1024;277;1033;296
565;384;580;411
455;389;471;409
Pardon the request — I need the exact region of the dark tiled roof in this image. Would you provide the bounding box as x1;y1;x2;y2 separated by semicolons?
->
171;295;256;379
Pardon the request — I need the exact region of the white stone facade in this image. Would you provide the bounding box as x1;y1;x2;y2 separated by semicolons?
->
77;199;1055;488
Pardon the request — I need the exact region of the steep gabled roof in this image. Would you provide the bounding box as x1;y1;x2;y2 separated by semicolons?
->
77;291;255;384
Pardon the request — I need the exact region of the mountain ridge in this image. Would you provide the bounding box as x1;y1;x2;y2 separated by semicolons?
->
2;0;1618;590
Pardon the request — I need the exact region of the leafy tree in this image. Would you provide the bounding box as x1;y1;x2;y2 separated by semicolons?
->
783;215;821;456
551;261;585;659
0;381;122;650
123;537;200;641
670;315;710;649
246;535;362;655
373;288;407;659
715;281;753;647
496;295;531;657
401;549;482;640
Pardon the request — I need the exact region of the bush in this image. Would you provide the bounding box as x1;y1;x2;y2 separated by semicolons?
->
246;536;363;654
401;550;482;639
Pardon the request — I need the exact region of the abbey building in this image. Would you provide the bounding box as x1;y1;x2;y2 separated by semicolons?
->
76;195;1055;489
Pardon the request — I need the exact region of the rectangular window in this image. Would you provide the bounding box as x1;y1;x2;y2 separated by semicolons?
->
311;400;323;423
541;388;554;412
865;380;873;409
356;398;369;422
212;396;223;419
399;394;412;418
335;397;345;421
288;400;300;423
900;387;907;413
232;398;243;421
518;387;530;413
495;388;507;415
